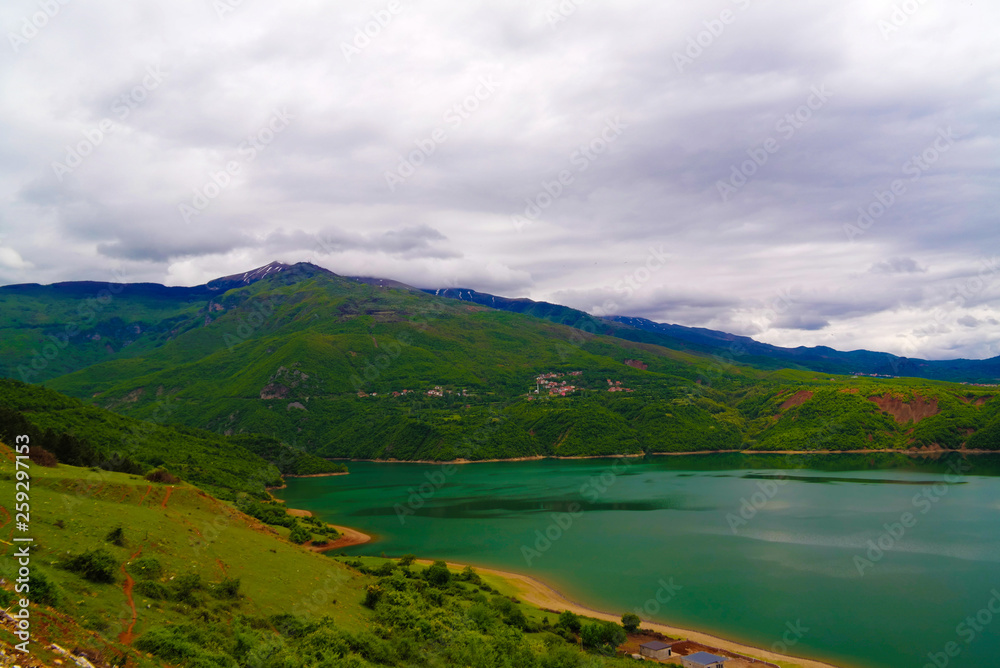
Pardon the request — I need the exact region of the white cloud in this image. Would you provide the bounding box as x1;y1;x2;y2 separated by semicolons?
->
0;0;998;359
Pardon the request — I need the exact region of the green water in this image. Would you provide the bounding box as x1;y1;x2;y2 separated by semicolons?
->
275;454;1000;668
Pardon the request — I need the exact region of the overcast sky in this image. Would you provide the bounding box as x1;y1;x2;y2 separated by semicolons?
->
1;0;998;360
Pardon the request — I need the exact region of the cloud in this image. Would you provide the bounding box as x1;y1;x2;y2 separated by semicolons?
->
869;257;926;274
0;0;998;359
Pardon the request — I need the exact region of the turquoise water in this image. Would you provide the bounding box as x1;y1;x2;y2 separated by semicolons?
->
275;454;1000;668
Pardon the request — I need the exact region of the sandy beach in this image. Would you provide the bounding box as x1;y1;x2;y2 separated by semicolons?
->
401;558;838;668
283;507;373;552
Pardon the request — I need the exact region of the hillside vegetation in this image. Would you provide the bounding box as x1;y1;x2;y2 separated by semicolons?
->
0;441;651;668
0;262;993;460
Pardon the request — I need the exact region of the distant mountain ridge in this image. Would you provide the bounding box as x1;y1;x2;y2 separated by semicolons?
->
1;261;997;384
423;288;1000;384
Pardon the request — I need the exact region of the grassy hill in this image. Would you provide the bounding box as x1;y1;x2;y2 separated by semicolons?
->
0;441;650;668
0;378;345;499
2;262;998;459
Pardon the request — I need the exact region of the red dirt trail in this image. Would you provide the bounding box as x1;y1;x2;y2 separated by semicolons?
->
161;486;174;508
138;484;152;506
118;548;143;644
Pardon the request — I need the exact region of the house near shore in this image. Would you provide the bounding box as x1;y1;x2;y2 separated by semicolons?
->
681;651;727;668
638;640;678;660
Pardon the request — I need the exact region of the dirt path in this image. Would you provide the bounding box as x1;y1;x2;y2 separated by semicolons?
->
161;485;174;508
118;548;143;644
216;557;228;577
138;484;152;506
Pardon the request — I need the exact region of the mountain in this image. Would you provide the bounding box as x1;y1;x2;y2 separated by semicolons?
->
0;261;990;460
421;287;1000;384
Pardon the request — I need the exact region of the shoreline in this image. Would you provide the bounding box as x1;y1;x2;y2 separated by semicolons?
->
323;449;998;464
403;558;841;668
267;470;349;490
305;520;840;668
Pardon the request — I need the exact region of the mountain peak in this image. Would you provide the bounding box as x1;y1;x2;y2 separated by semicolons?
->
206;261;336;290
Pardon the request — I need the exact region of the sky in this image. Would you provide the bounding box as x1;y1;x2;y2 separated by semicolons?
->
0;0;998;360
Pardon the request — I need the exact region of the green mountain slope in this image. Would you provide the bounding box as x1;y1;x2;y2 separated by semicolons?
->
0;441;648;668
0;378;345;498
6;262;998;458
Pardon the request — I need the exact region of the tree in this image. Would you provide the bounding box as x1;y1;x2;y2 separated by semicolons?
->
425;560;451;585
558;610;581;633
581;621;626;652
289;524;312;544
621;612;641;633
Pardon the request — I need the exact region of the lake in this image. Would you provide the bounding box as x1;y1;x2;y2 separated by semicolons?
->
274;454;1000;668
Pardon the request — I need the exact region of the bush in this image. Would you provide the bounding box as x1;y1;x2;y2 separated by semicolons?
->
363;584;384;609
621;612;641;633
106;526;126;547
129;557;163;581
399;554;416;567
27;446;58;467
145;468;180;484
557;610;581;634
424;560;451;586
288;525;311;545
172;573;202;605
29;569;60;607
212;577;241;600
63;549;117;584
580;621;626;652
135;581;171;600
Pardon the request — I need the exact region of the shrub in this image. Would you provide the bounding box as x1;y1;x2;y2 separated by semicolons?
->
129;557;163;581
29;569;60;607
621;612;641;633
172;573;202;605
557;610;581;634
399;554;416;567
580;621;626;652
424;560;451;586
27;446;58;467
63;549;117;584
363;584;384;609
288;525;311;545
145;468;180;484
106;526;126;547
135;581;171;600
212;577;241;600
